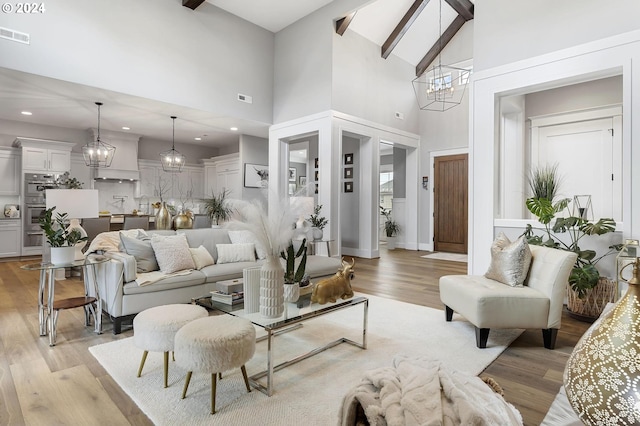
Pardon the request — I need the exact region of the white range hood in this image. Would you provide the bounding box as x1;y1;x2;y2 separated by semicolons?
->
88;129;141;181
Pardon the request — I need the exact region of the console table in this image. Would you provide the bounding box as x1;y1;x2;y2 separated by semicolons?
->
21;255;108;346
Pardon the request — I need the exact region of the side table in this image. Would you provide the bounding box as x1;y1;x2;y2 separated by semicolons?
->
308;239;333;257
21;255;109;346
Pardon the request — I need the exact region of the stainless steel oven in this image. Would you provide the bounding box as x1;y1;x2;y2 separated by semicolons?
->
23;173;60;250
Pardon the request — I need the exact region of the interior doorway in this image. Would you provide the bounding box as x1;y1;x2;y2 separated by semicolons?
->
433;153;468;254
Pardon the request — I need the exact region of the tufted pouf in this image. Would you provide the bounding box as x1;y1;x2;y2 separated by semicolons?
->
133;304;208;388
174;315;256;414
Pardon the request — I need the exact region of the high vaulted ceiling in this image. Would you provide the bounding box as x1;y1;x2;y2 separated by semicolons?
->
1;0;472;148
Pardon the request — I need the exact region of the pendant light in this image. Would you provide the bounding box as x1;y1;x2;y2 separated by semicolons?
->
83;102;116;167
411;0;470;112
160;116;185;173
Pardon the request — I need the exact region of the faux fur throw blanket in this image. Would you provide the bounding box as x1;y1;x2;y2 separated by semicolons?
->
135;269;193;287
340;355;523;426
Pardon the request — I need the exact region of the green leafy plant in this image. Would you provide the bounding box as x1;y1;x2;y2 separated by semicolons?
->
280;239;307;284
528;163;561;201
380;206;400;237
39;207;87;247
308;205;328;230
203;189;233;225
522;193;619;298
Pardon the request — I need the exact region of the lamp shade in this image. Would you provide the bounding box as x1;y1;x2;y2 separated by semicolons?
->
45;189;99;219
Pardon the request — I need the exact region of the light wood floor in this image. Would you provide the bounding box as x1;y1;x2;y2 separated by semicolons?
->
0;248;590;425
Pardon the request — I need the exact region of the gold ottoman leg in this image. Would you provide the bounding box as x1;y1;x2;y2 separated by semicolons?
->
241;365;251;392
211;373;217;414
137;350;148;378
163;351;169;388
181;371;192;399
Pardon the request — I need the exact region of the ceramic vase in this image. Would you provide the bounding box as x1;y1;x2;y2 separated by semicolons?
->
243;266;261;314
260;254;284;318
50;246;75;265
563;259;640;424
284;282;300;303
173;213;193;229
312;227;323;241
155;202;172;230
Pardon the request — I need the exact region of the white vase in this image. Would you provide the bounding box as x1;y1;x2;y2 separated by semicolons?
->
387;236;396;250
50;246;75;265
312;227;323;241
284;282;300;303
260;255;284;318
243;266;261;314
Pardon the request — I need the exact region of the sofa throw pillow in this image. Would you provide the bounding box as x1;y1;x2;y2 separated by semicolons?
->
228;230;267;260
119;233;159;273
216;243;256;264
189;245;215;270
151;234;195;274
484;232;532;287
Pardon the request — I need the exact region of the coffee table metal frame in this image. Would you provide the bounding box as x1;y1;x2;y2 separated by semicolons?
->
194;296;368;396
21;255;108;346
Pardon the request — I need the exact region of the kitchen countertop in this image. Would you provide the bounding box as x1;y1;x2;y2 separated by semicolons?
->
0;217;20;221
103;214;155;224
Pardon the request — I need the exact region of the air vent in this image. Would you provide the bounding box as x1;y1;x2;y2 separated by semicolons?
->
0;27;30;44
237;93;253;104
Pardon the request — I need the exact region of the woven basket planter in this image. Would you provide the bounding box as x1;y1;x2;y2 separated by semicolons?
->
566;277;617;322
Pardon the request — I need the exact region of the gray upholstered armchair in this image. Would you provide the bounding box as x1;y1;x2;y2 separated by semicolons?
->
439;245;577;349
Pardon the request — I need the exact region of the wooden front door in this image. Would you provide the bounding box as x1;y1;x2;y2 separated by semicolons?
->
434;154;468;254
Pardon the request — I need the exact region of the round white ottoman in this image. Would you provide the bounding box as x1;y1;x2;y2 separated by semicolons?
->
175;315;256;414
133;304;208;388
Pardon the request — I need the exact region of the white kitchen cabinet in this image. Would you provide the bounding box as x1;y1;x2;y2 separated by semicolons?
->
188;168;204;200
0;220;21;258
203;153;240;199
0;148;20;195
136;161;203;202
136;161;160;198
23;147;71;173
14;138;74;174
69;153;93;189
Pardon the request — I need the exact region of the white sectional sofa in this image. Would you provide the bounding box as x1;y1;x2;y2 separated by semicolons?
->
86;228;342;334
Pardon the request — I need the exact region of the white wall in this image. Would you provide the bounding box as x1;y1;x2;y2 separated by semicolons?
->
474;0;640;71
0;0;274;123
332;30;419;134
239;134;268;200
0;118;85;148
340;136;360;248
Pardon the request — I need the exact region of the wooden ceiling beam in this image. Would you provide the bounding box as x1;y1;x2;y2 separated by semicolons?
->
444;0;474;21
415;14;466;77
183;0;206;10
335;12;357;36
381;0;431;59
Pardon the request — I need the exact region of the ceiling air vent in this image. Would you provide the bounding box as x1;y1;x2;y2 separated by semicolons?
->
0;27;30;44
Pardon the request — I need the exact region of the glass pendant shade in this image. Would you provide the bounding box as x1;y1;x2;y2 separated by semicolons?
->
83;102;116;167
160;116;185;173
564;257;640;424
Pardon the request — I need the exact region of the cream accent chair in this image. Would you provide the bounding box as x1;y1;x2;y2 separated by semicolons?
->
439;245;577;349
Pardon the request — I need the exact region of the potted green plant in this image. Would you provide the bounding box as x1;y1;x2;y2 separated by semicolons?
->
280;238;310;303
203;189;233;226
308;204;328;240
380;206;400;249
522;165;620;320
39;206;87;264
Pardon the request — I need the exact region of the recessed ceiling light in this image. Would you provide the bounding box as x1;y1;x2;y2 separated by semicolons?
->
194;137;202;141
21;111;32;116
230;127;238;131
121;126;130;130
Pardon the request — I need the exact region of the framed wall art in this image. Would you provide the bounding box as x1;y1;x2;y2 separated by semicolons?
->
344;153;354;165
344;181;353;193
344;167;353;179
289;168;296;182
244;163;268;188
299;176;307;186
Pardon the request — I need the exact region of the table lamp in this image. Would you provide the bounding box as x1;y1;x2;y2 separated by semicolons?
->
45;189;99;260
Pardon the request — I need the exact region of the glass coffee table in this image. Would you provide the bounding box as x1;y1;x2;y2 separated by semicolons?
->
194;295;368;396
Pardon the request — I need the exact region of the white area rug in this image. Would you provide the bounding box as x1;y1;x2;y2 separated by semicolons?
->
421;252;468;262
541;386;582;425
90;294;522;426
